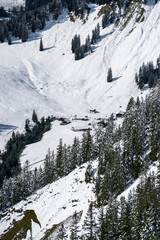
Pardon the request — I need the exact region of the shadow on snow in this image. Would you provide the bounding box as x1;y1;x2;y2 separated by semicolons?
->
0;124;17;135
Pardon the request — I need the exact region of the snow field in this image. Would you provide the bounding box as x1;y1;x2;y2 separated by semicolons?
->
0;2;160;148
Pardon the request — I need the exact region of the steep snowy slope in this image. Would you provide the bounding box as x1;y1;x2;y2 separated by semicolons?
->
117;161;159;201
0;0;159;169
0;2;160;239
0;1;159;131
0;161;97;240
0;156;158;239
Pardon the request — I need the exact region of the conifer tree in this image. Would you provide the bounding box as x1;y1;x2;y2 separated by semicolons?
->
39;37;43;51
71;34;81;54
70;137;81;171
0;25;5;43
102;7;110;29
70;211;80;240
75;46;84;60
91;29;96;44
61;144;70;176
32;110;38;123
21;24;28;42
8;34;12;45
98;206;106;240
55;138;64;177
135;72;138;84
82;202;97;240
119;196;133;240
95;23;100;39
25;119;30;133
85;35;91;53
43;149;55;184
85;160;93;183
157;55;160;78
81;131;93;163
31;15;36;32
107;68;113;82
57;224;68;240
105;200;119;239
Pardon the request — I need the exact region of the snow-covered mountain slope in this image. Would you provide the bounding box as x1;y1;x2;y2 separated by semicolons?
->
0;2;159;134
0;161;97;240
0;0;159;179
117;161;159;201
0;2;160;239
0;156;158;239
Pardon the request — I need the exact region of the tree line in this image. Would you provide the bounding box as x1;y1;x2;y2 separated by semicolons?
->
57;169;160;239
0;0;124;45
0;7;11;18
1;0;158;45
57;81;160;239
0;60;160;238
71;23;100;60
0;5;48;44
135;55;160;89
0;0;153;46
0;130;94;211
95;80;160;207
0;0;90;44
1;79;160;214
0;110;52;188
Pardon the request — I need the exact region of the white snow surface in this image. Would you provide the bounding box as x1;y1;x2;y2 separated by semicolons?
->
20;120;85;170
0;2;160;239
0;2;160;151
